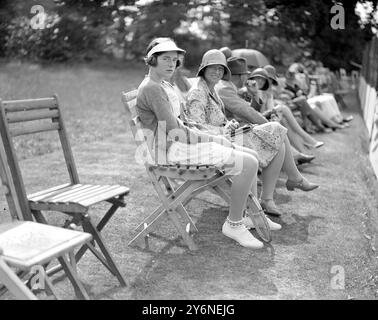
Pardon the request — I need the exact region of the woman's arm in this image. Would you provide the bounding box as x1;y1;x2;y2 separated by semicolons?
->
145;84;185;133
185;90;225;135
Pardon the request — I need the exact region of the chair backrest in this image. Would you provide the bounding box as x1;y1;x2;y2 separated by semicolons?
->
0;96;79;220
0;135;24;221
121;90;154;166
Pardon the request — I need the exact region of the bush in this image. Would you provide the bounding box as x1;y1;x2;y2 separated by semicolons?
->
4;14;100;62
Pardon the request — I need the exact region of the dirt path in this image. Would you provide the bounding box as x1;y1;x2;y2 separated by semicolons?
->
1;91;378;300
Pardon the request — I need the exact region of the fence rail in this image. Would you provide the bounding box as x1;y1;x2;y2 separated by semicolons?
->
358;36;378;179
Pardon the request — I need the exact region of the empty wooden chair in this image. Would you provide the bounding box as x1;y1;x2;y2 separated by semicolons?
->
0;96;130;286
0;247;37;300
0;136;92;300
121;90;270;251
0;222;92;300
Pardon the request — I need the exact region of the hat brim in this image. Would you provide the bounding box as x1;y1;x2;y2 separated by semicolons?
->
147;41;186;58
269;76;278;85
248;74;268;80
236;71;251;75
196;62;231;81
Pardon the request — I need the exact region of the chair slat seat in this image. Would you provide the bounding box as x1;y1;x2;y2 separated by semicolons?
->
149;164;220;180
0;221;92;269
28;184;129;209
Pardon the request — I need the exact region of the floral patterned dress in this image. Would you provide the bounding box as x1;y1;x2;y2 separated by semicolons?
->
183;78;287;168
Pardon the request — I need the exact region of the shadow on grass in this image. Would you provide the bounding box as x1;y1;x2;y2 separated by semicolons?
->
88;198;324;299
118;207;280;299
273;214;325;246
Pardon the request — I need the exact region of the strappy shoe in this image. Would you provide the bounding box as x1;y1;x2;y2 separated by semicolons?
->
343;115;353;123
295;153;316;166
304;141;324;149
260;199;283;217
286;178;319;192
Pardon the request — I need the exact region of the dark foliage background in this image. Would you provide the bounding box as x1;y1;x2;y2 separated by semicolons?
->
0;0;376;70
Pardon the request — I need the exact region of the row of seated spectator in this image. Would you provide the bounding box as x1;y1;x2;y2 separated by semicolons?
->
134;37;327;249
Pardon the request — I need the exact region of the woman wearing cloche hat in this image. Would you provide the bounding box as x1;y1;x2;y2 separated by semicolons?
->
183;49;292;221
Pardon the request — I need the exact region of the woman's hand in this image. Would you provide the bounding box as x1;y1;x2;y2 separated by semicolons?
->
224;119;240;131
246;79;259;95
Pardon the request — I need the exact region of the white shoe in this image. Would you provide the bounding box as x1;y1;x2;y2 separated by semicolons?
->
222;221;264;249
242;215;282;231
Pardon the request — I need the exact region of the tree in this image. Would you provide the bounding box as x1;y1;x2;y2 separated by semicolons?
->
264;0;375;70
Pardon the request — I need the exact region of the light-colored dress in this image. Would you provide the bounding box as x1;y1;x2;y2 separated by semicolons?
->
184;78;287;168
307;93;342;121
159;80;234;167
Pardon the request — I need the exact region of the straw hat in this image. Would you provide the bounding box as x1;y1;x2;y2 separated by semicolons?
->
197;49;231;81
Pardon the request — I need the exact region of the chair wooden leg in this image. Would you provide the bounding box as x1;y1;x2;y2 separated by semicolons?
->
166;209;197;251
69;251;77;274
211;185;231;204
161;178;199;233
31;209;48;224
42;270;60;300
46;242;111;278
81;215;127;287
96;203;120;232
57;255;90;300
176;204;198;234
0;259;38;300
134;204;166;232
128;210;168;247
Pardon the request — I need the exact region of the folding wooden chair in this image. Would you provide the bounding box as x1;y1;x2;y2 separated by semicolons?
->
0;247;38;300
121;90;271;251
0;96;130;286
0;136;92;300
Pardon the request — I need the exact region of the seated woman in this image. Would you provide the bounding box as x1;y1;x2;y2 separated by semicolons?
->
246;66;324;154
135;37;280;249
284;70;346;132
183;50;318;218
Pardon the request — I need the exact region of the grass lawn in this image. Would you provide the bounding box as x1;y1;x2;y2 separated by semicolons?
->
0;61;146;159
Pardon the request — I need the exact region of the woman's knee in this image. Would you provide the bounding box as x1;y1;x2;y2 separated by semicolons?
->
237;151;258;173
268;121;286;132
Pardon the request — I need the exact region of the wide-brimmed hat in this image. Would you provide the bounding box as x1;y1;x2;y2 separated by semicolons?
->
227;57;250;75
146;39;186;58
196;49;231;81
248;67;269;80
264;65;278;85
248;68;270;90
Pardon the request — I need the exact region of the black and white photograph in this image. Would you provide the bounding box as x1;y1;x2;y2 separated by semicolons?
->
0;0;378;305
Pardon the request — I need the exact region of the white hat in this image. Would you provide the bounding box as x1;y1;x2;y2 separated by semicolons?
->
146;40;186;58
